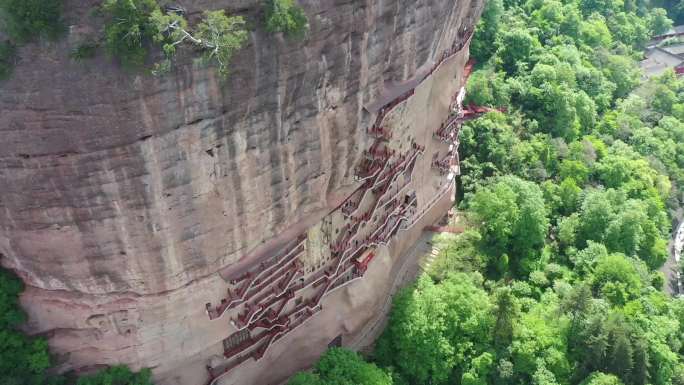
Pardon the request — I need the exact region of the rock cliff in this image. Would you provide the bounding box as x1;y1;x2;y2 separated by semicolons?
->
0;0;484;384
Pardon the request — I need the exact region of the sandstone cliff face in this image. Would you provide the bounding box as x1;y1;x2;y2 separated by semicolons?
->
0;0;483;383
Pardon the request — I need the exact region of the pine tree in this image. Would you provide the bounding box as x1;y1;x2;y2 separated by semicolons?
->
631;337;649;385
574;314;609;381
606;319;633;383
563;283;593;351
493;287;519;351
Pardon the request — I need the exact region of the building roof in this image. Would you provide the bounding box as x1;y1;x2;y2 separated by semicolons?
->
641;47;684;77
647;25;684;47
648;47;684;65
661;43;684;56
641;59;673;77
662;25;684;36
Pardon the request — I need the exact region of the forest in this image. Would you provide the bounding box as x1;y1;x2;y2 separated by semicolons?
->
289;0;684;384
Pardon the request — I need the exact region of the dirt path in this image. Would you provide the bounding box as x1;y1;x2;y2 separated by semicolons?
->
662;221;684;296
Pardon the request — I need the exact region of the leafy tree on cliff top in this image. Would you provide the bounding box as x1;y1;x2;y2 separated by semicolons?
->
264;0;309;38
0;0;64;42
103;1;247;77
0;0;64;79
0;41;16;81
102;0;160;68
194;10;248;78
147;8;248;77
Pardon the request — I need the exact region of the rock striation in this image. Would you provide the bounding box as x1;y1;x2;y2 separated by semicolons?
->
0;0;484;384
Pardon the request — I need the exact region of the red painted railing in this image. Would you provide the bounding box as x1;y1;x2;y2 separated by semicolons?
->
207;238;306;320
206;28;478;384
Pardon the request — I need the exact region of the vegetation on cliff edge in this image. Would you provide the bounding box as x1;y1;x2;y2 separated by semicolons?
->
0;40;16;80
0;0;310;80
0;0;64;42
264;0;309;38
0;0;64;79
102;0;248;77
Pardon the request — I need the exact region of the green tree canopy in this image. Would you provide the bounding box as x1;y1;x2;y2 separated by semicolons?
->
0;0;64;42
375;273;493;385
591;253;643;305
496;28;542;75
76;365;152;385
264;0;308;38
102;0;160;68
315;348;392;385
103;1;247;76
580;372;624;385
470;176;550;276
287;348;391;385
470;0;504;62
194;10;248;77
